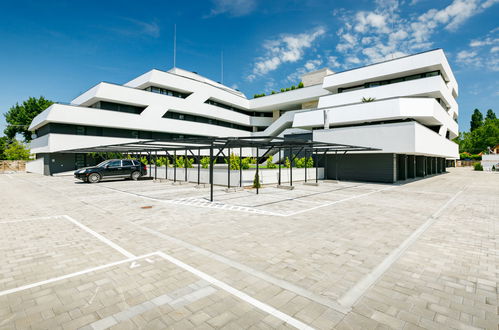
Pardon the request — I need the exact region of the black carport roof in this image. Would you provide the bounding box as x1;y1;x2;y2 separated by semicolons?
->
60;135;380;153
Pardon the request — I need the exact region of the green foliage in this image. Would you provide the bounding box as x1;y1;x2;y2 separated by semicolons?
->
286;87;291;92
253;93;266;98
284;157;291;168
473;163;483;171
266;155;277;169
200;156;211;169
140;156;148;165
155;157;169;167
174;156;194;168
455;118;499;154
470;108;483;131
4;96;54;141
486;109;496;121
224;153;242;170
280;88;285;92
3;140;31;160
306;156;314;168
253;82;304;98
241;157;251;169
253;172;261;188
297;81;304;88
361;97;376;103
271;90;276;94
492;165;496;171
459;152;481;160
295;157;305;168
0;136;10;159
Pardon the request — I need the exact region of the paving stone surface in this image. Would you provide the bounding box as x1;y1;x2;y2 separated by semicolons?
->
0;168;497;329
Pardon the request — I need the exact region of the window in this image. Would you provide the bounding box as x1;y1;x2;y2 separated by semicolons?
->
108;160;122;167
163;110;253;132
90;101;145;115
145;86;190;98
204;99;273;117
76;126;85;135
133;160;141;166
122;159;133;166
337;70;441;93
131;131;139;139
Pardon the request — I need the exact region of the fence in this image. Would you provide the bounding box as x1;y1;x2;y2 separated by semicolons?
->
0;160;26;173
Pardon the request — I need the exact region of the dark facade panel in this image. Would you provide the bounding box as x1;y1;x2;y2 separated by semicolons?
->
324;153;396;183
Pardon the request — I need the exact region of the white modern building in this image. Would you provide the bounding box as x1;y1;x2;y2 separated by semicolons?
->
28;48;459;182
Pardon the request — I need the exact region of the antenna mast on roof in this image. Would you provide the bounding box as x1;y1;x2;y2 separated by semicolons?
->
173;24;177;68
221;50;224;85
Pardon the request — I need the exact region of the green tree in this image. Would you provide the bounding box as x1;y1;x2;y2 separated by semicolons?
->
4;97;53;141
0;136;10;159
485;109;496;121
253;172;261;188
266;155;277;169
200;156;211;168
4;140;31;160
456;119;499;153
470;108;483;132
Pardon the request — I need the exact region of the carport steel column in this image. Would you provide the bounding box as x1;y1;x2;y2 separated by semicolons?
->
185;148;188;182
210;143;214;202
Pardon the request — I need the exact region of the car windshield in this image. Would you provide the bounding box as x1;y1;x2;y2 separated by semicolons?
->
97;160;109;167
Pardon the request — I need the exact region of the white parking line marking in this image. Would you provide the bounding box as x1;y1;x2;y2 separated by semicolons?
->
0;253;157;297
62;215;136;258
155;251;315;330
338;189;465;308
129;221;350;314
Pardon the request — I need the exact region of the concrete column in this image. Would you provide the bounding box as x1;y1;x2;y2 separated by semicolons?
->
408;155;416;178
416;156;425;177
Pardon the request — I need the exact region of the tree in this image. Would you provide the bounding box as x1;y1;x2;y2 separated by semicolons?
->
3;140;31;160
0;136;10;159
486;109;496;121
470;108;483;132
456;118;499;153
4;96;53;141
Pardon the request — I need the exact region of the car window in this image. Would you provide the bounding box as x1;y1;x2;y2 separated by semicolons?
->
108;160;122;167
122;159;133;166
132;160;141;166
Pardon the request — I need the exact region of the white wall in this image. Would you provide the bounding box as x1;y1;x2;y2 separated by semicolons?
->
313;121;459;158
26;158;44;174
147;166;324;186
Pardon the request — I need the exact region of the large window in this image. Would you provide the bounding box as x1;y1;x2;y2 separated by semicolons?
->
163;110;253;132
205;99;273;117
90;101;146;115
338;70;442;93
145;86;190;98
34;123;204;140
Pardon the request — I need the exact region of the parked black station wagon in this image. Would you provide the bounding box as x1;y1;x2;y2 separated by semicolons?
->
74;159;147;183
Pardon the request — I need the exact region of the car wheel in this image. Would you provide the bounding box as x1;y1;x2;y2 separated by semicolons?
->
88;173;101;183
131;171;141;181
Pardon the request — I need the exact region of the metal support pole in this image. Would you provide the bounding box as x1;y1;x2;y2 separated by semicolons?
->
197;148;200;185
304;148;307;182
154;150;157;180
289;147;293;186
239;147;242;187
185;148;188;182
256;147;259;194
278;147;281;186
315;149;318;183
148;152;152;178
165;150;168;180
210;145;214;202
174;150;177;182
227;147;230;189
335;151;338;181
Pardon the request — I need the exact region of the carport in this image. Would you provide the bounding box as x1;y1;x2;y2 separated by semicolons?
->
61;136;379;201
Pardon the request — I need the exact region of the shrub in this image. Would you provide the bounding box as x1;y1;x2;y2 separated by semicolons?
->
271;90;276;94
286;88;291;92
284;157;291;168
295;157;305;168
253;172;261;188
200;156;211;169
155;157;169;167
298;82;304;88
241;157;251;169
361;97;376;102
3;140;31;160
140;156;148;165
280;88;285;92
492;165;496;171
224;153;241;170
266;155;277;169
473;163;483;171
306;156;314;168
291;85;296;90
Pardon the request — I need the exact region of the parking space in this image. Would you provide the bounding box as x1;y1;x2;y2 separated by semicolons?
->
0;168;497;329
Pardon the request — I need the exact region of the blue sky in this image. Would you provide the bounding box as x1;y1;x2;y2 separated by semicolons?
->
0;0;497;134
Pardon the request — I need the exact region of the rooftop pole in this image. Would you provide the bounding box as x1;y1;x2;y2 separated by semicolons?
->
173;24;177;68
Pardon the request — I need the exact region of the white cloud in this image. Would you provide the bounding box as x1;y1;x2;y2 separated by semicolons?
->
304;58;323;70
458;28;499;71
333;0;497;68
114;18;160;38
327;56;341;68
248;27;326;80
491;46;499;53
207;0;257;17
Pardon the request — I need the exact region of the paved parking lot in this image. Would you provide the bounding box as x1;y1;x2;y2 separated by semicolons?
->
0;168;497;329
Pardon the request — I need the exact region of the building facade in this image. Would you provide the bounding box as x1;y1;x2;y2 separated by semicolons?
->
28;49;459;182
